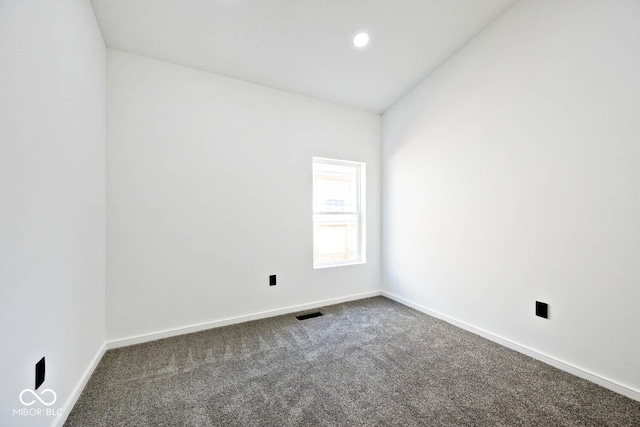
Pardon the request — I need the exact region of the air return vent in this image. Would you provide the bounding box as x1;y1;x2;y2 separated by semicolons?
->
296;312;323;321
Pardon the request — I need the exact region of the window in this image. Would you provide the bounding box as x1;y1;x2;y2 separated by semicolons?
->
312;157;366;268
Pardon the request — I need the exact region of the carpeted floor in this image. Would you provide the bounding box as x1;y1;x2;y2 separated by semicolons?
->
65;297;640;426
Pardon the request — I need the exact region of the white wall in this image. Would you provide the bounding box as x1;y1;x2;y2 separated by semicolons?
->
383;0;640;396
106;50;381;342
0;0;106;425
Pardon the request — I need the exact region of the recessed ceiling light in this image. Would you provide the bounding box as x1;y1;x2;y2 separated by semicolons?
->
352;32;369;48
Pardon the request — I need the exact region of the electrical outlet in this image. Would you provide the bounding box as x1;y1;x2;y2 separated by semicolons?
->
269;275;276;286
35;357;45;390
536;301;548;319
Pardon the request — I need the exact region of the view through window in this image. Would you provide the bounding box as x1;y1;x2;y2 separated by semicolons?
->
312;157;366;268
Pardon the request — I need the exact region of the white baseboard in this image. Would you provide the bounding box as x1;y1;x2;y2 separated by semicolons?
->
382;291;640;403
107;290;382;349
52;343;107;427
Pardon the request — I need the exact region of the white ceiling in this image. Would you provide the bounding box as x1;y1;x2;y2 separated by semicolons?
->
91;0;516;113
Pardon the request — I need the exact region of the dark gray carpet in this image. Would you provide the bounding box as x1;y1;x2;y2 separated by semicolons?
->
66;297;640;426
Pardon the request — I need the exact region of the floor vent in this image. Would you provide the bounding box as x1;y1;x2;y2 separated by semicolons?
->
296;312;323;321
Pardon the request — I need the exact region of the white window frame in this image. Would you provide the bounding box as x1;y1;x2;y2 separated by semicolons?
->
312;157;366;269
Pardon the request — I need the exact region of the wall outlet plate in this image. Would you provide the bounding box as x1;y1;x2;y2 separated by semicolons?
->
35;357;45;390
536;301;548;319
269;275;276;286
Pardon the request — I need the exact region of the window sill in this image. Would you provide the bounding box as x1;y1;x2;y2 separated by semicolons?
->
313;261;366;270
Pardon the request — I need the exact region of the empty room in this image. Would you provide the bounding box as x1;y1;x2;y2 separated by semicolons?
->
1;0;639;426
